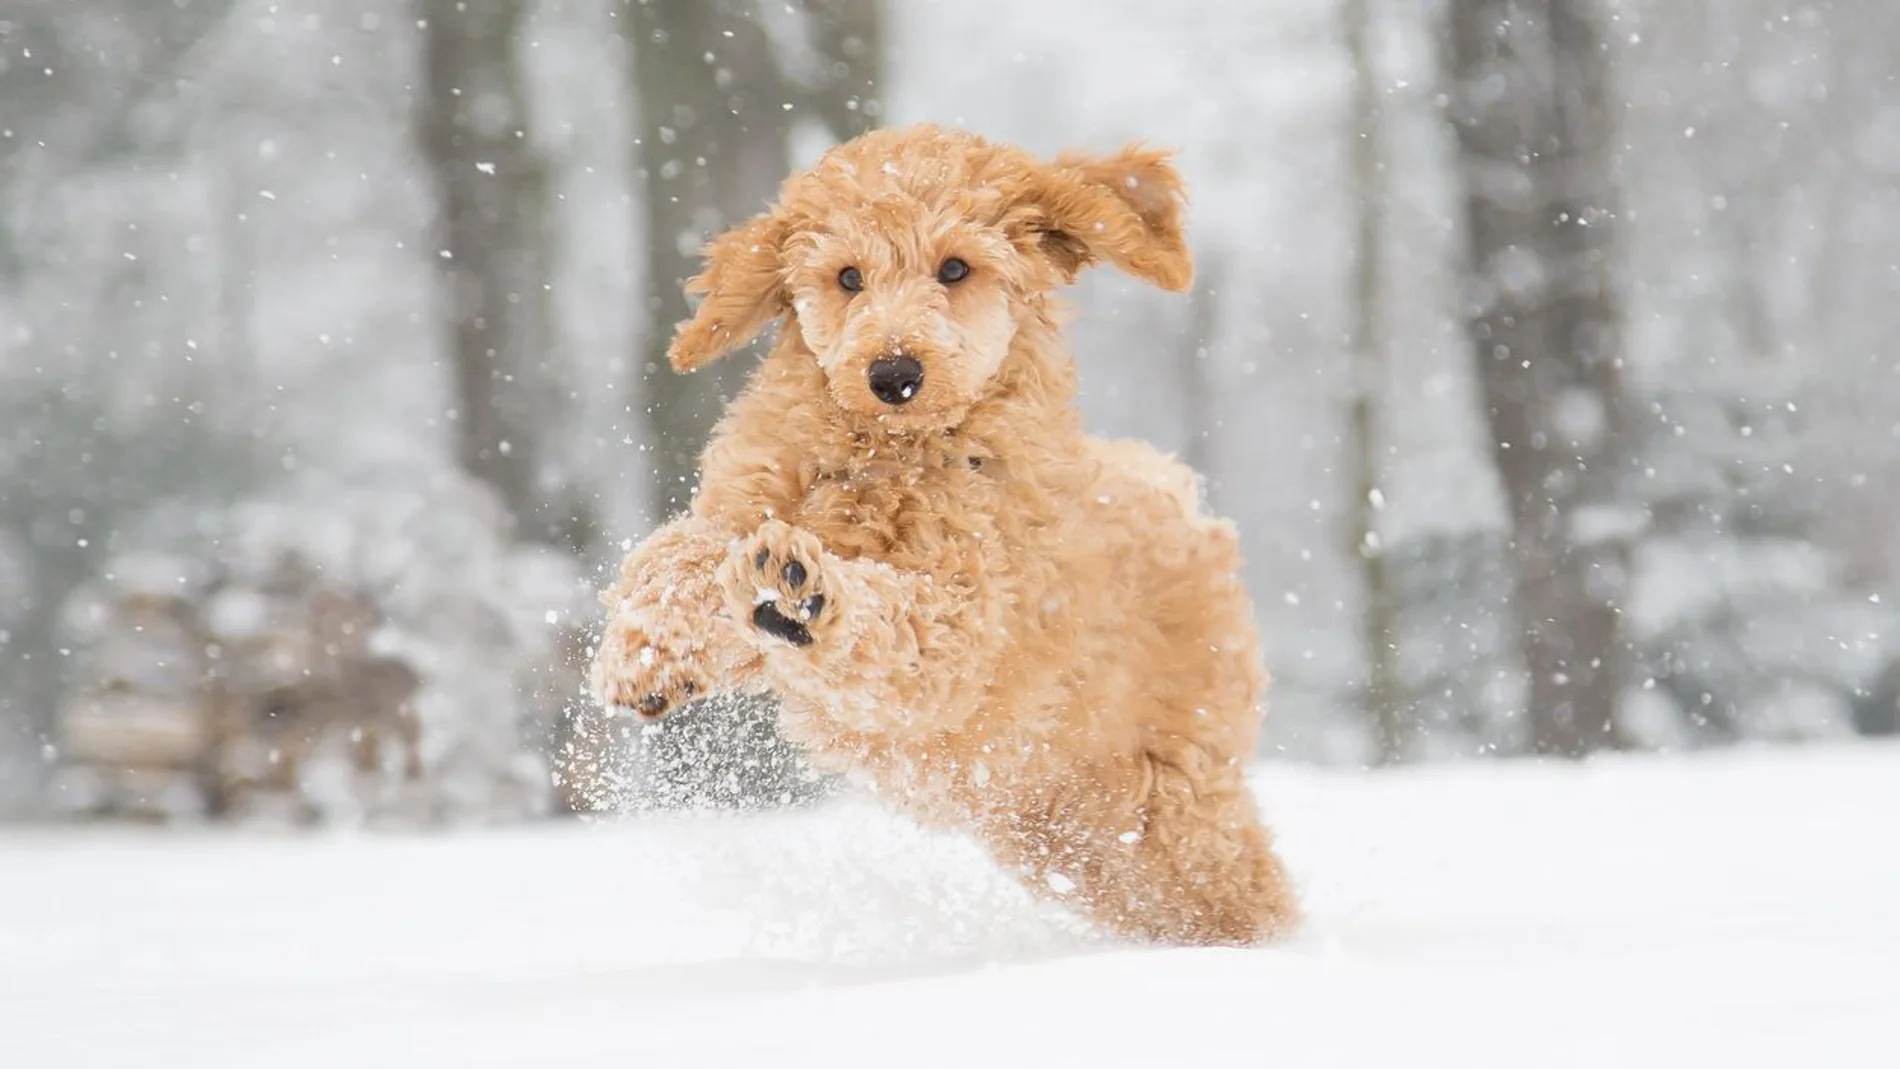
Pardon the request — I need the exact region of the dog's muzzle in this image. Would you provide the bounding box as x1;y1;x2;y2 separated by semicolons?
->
867;355;924;406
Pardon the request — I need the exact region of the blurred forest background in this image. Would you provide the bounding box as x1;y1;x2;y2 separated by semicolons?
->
1;0;1896;825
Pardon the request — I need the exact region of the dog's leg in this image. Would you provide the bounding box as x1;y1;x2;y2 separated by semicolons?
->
1089;757;1299;945
981;750;1298;947
717;520;992;738
591;515;765;721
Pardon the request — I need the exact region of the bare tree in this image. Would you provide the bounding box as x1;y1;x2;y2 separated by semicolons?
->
1342;0;1405;764
628;0;882;518
799;0;884;143
0;1;247;807
1444;0;1631;756
629;0;794;517
0;1;239;277
420;0;596;551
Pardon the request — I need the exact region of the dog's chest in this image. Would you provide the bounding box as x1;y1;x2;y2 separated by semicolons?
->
793;443;1003;563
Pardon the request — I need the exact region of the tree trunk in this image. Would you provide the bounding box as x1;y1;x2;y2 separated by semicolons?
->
1343;0;1406;764
629;0;800;519
420;0;590;550
1444;0;1631;757
798;0;885;142
629;0;884;519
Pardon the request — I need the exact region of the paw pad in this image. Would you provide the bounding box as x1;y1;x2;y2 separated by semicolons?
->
623;678;698;721
596;629;706;722
743;532;827;647
752;601;817;646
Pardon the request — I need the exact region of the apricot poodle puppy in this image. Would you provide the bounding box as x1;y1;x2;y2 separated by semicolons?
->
591;124;1297;945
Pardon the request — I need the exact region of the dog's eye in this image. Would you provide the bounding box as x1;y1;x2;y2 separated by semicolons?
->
838;266;864;293
937;257;970;285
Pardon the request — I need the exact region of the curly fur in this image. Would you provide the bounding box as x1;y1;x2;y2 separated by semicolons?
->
591;125;1298;945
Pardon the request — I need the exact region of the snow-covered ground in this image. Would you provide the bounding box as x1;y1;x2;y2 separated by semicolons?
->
5;744;1897;1068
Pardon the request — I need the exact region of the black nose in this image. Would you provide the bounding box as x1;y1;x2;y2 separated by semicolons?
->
866;356;924;405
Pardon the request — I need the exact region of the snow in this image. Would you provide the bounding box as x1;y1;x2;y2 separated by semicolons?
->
6;744;1898;1068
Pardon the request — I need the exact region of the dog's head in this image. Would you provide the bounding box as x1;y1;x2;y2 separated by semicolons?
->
665;125;1193;430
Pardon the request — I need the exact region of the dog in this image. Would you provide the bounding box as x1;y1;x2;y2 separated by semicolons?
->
591;124;1297;945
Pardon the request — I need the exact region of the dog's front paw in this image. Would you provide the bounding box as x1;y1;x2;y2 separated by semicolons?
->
722;520;834;649
589;617;709;722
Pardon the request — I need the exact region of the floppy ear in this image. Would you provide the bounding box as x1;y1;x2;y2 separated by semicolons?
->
666;210;791;372
1014;144;1194;292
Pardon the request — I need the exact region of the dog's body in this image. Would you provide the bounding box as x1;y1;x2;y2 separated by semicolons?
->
592;126;1297;944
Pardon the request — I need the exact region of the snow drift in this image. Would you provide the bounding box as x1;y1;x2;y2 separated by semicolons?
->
5;743;1896;1068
